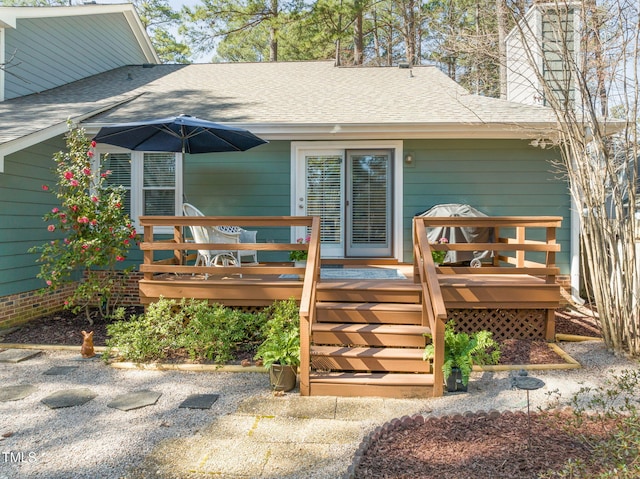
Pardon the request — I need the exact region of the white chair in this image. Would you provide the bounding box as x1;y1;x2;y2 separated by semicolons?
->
182;203;241;273
182;203;258;265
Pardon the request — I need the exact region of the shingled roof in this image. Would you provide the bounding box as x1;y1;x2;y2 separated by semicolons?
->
1;61;559;154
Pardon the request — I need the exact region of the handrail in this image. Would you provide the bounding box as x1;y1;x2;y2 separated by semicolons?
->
413;219;447;397
298;216;321;396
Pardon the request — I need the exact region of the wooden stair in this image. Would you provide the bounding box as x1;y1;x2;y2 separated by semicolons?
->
308;279;435;398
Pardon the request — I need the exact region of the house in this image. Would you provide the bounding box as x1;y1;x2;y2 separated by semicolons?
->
0;5;572;330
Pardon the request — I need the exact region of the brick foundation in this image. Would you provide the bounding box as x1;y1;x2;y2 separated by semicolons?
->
0;272;143;328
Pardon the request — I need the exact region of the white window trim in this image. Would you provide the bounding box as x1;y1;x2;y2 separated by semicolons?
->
291;140;404;262
94;147;182;235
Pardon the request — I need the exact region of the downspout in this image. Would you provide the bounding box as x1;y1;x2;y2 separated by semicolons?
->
570;196;585;304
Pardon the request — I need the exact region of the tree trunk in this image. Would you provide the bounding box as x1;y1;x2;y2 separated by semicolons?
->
496;0;508;98
269;0;278;62
353;0;364;65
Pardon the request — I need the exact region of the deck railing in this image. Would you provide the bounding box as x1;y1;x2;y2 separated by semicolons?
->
298;216;321;396
413;216;562;284
413;223;448;397
138;215;317;279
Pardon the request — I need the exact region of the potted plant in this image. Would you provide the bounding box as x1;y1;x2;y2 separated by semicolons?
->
254;298;300;392
423;320;500;392
289;235;310;267
431;237;448;265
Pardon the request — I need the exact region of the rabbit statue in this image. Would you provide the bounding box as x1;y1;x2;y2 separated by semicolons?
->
80;330;95;358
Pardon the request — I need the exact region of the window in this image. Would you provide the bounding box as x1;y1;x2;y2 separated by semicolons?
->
97;150;181;231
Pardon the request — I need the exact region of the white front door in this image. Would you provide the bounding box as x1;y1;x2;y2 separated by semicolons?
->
292;145;397;258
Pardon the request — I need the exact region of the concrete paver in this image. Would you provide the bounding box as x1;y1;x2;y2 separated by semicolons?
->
0;384;37;402
0;349;42;363
41;388;97;409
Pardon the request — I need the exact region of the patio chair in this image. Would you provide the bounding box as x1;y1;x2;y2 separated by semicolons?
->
182;203;258;266
182;203;241;272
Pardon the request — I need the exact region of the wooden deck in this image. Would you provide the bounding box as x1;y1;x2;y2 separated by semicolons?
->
136;215;562;398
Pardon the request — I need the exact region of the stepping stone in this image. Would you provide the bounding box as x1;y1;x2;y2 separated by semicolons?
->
43;366;79;376
107;390;161;411
41;388;96;409
0;349;42;363
179;394;219;409
0;385;37;402
71;353;102;361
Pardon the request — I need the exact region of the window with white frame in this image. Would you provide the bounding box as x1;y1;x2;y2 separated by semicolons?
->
98;150;180;231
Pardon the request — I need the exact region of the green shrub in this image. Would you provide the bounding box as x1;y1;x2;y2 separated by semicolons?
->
104;297;267;363
540;369;640;478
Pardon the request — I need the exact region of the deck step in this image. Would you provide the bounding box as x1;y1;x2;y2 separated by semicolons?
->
317;280;422;303
316;302;423;324
310;346;429;373
312;323;430;347
309;372;435;398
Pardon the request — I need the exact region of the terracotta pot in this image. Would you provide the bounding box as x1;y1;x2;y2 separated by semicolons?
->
269;364;297;392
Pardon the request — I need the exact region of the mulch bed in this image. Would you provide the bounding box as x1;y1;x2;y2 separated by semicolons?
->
0;306;601;367
354;410;615;478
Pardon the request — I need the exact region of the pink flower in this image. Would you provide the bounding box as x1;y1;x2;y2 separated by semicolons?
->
78;216;89;224
87;151;94;158
83;168;92;176
90;219;97;226
64;238;70;244
64;171;73;180
91;140;97;148
82;244;89;250
47;224;55;232
42;185;49;191
64;300;69;306
71;205;78;212
61;219;67;224
52;207;59;214
123;239;129;245
91;196;99;202
70;179;79;187
115;203;121;209
116;256;125;262
46;280;52;286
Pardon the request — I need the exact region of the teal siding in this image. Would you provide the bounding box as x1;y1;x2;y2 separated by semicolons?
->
184;141;291;262
0;137;571;299
4;14;150;99
0;137;67;296
403;139;571;273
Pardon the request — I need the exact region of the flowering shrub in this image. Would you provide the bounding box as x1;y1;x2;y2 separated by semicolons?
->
431;237;448;264
289;234;311;262
29;122;138;323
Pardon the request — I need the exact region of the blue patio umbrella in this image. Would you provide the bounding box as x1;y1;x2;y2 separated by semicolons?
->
92;114;267;154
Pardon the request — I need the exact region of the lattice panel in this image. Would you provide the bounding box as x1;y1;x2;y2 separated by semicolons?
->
447;309;547;339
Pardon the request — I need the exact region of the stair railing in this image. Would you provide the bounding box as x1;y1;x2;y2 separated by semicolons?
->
413;219;448;397
298;216;321;396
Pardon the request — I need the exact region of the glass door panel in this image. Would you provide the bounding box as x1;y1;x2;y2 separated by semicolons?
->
304;153;344;258
346;150;392;257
